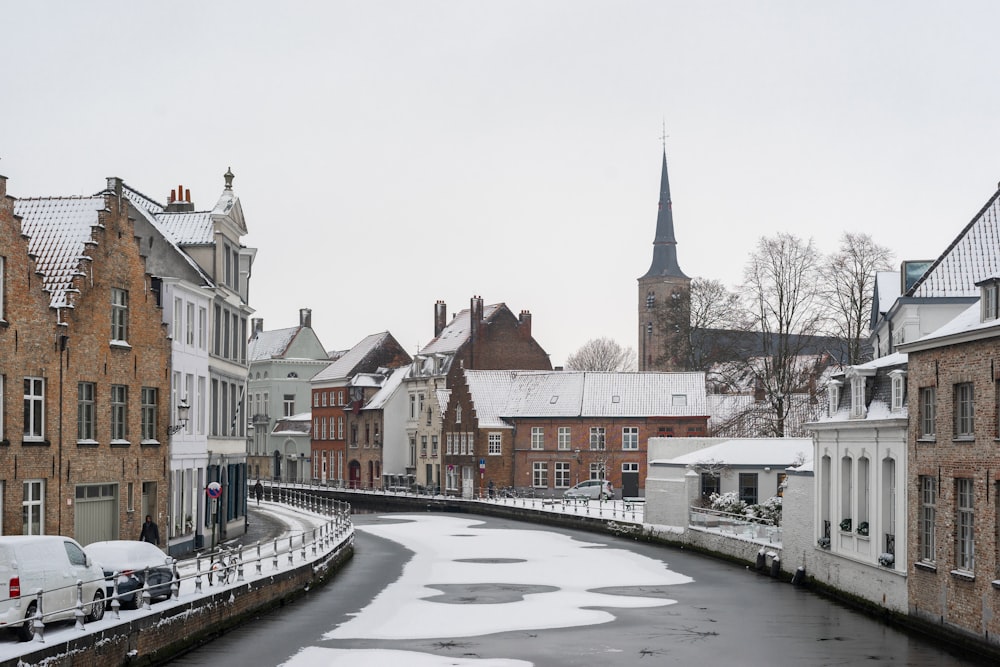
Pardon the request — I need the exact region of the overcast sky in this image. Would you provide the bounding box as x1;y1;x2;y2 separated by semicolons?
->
3;1;999;366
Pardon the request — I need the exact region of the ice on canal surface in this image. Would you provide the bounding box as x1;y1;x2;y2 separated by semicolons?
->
325;514;692;641
283;647;531;666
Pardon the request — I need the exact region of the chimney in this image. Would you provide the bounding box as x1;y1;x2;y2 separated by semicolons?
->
106;177;123;197
165;184;195;212
518;309;532;338
434;300;447;337
252;318;264;336
299;308;312;329
471;295;484;323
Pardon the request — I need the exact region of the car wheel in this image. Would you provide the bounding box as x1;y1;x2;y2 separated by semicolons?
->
87;589;105;622
16;601;37;642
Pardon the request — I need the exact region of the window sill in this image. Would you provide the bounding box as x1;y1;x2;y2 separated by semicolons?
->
950;569;975;582
953;436;975;443
914;560;937;573
140;439;161;446
76;439;99;447
110;340;132;350
916;437;936;444
22;438;50;447
110;439;131;448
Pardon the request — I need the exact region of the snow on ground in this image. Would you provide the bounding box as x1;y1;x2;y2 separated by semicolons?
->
0;501;343;663
325;514;692;642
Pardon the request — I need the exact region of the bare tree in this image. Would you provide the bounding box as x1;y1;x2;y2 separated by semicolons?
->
565;337;637;371
686;278;753;372
822;232;894;365
740;233;829;436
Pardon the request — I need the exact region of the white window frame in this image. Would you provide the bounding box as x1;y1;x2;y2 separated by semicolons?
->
889;370;906;411
77;381;96;442
557;426;571;450
283;394;295;418
956;478;975;572
198;306;207;349
982;282;999;321
850;375;866;418
530;427;544;450
920;387;936;438
532;462;548;488
827;379;842;417
23;377;44;441
554;461;570;488
955;382;975;438
622;426;638;450
111;384;128;442
22;480;44;535
589;427;606;451
0;255;5;321
141;387;157;442
111;287;129;342
488;432;502;455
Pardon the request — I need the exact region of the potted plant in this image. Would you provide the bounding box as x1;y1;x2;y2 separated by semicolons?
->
839;518;852;532
817;537;831;549
857;521;869;537
878;552;894;567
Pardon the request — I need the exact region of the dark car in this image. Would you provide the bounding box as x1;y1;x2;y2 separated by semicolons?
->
84;540;174;608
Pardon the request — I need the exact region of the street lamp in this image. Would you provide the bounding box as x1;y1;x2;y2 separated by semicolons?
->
167;399;190;436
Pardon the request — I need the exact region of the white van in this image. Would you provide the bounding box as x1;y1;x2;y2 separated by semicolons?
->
0;536;106;640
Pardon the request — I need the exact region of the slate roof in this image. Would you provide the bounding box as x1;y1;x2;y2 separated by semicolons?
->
420;304;501;354
313;332;395;382
463;370;709;427
362;367;410;412
122;185;218;245
909;188;1000;298
271;412;312;436
249;326;302;361
14;196;106;308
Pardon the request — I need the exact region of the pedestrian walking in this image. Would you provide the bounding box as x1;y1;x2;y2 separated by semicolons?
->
488;479;495;499
254;479;264;506
139;514;160;545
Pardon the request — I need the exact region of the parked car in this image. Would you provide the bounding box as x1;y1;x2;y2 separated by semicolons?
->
84;540;174;608
0;535;106;641
563;479;614;500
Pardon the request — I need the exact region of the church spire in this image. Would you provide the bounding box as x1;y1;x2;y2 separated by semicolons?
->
640;150;687;279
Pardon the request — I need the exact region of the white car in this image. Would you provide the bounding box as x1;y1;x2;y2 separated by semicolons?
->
0;536;106;640
564;479;614;500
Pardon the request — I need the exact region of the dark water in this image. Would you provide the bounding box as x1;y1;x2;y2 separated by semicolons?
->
168;512;988;666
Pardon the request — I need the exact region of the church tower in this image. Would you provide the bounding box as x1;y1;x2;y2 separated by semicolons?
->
637;150;691;371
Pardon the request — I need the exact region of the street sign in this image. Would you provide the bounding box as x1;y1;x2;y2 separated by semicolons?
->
206;481;222;498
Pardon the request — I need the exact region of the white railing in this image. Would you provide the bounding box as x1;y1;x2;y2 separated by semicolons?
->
689;506;781;544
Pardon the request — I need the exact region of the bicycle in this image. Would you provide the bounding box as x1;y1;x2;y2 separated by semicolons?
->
209;547;237;585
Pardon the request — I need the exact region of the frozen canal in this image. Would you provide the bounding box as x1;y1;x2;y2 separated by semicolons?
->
169;512;984;666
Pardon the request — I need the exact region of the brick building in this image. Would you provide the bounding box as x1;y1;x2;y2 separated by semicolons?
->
417;296;552;494
449;369;708;497
2;175;172;543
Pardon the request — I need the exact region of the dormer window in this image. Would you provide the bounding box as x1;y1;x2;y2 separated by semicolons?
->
889;369;907;411
827;379;843;417
845;368;875;419
978;277;1000;322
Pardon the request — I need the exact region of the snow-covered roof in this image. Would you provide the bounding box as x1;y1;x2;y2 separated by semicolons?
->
653;438;812;467
843;351;907;372
463;370;709;424
362;367;410;411
155;211;215;245
902;301;1000;350
910;189;1000;298
420;304;501;354
313;332;394;382
271;412;312;436
249;326;301;361
14;196;105;308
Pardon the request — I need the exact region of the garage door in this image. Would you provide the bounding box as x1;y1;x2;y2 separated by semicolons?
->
74;483;119;545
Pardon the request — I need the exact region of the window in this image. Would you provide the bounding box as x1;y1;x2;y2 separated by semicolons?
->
446;433;454;455
173;298;182;339
589;463;604;480
420;435;427;457
557;427;571;450
622;427;638;450
313;393;319;408
982;281;999;321
919;387;936;439
956;478;975;572
23;377;44;440
456;405;462;423
646;292;654;309
532;462;548;488
857;457;870;530
77;382;96;441
919;475;936;563
431;435;437;456
111;288;129;341
198;306;207;349
22;481;44;534
889;370;906;411
418;393;424;418
671;394;687;406
0;255;5;321
0;375;4;440
337;417;344;439
283;394;294;417
111;385;128;441
531;427;544;450
827;379;842;417
555;462;570;488
739;473;758;505
701;472;720;498
141;387;157;441
955;383;974;438
409;393;417;420
850;375;866;418
589;427;606;450
488;432;501;455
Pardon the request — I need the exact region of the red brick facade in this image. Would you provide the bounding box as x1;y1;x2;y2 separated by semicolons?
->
0;176;171;541
906;334;1000;639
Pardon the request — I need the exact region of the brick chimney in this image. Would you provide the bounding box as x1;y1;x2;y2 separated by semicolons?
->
252;318;264;336
165;184;195;212
518;309;532;338
299;308;312;329
434;300;448;338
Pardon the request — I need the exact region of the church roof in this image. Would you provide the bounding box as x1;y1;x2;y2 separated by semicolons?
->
640;151;688;280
